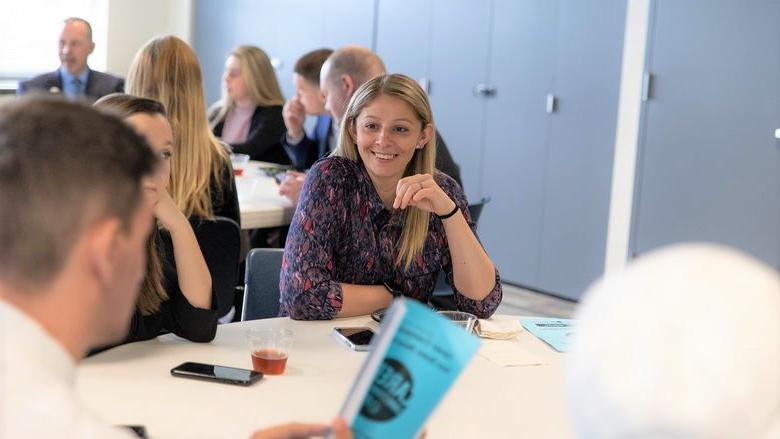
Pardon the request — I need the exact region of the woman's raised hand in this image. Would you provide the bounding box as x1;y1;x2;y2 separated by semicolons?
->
393;174;456;216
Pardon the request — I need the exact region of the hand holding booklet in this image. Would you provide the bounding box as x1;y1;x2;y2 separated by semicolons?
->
334;298;480;439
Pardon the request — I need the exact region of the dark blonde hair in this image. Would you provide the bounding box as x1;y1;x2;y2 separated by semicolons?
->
334;74;436;270
94;93;169;315
210;45;285;128
126;35;229;219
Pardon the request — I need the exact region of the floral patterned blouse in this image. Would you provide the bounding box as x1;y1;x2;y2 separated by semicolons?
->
279;156;502;320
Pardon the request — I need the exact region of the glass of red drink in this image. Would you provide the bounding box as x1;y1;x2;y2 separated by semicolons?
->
230;153;250;177
246;328;294;375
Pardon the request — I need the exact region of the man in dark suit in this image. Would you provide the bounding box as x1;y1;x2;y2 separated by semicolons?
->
17;17;124;101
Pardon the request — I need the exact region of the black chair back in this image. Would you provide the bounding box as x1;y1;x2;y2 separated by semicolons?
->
190;216;241;319
467;196;491;228
242;248;284;321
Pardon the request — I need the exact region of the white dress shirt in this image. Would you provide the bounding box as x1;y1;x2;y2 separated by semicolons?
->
1;301;134;438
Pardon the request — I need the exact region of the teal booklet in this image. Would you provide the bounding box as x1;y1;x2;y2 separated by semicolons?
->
336;298;480;439
520;318;575;352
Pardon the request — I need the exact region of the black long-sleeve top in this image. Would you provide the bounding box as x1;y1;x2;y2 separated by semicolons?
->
211;105;291;165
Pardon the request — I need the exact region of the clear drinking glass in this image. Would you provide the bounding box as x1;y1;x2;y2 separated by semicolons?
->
437;310;478;334
246;328;295;375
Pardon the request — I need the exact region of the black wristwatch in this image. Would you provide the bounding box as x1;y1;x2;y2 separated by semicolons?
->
383;281;403;298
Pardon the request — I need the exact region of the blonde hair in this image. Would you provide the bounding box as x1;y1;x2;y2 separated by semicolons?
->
210;45;284;128
333;74;436;270
126;35;228;219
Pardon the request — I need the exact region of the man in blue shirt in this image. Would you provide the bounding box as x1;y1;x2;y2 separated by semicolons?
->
281;48;335;172
17;17;124;101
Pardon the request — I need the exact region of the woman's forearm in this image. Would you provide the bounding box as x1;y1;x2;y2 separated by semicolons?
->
336;283;393;318
442;212;496;300
167;219;213;309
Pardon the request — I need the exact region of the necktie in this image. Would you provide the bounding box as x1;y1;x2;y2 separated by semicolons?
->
72;78;84;98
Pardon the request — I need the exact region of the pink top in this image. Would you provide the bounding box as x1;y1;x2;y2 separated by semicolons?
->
220;103;255;144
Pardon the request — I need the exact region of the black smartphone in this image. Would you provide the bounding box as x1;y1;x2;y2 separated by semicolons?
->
272;171;287;184
170;361;262;386
119;425;148;438
258;166;290;181
332;327;376;351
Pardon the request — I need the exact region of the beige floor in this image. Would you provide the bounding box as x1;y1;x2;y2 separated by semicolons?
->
496;283;577;318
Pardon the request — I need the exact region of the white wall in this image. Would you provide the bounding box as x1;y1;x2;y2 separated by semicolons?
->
105;0;192;77
604;0;651;273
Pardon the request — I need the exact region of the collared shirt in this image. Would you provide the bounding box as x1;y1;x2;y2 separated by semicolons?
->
279;156;502;320
0;301;134;438
59;66;90;99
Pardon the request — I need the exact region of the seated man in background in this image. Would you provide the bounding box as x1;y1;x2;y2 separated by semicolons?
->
17;17;124;100
0;97;349;439
282;48;335;171
567;243;779;439
279;46;462;204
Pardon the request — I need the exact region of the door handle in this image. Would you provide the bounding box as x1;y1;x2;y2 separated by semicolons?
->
775;128;779;139
474;84;497;97
641;72;652;101
546;94;557;114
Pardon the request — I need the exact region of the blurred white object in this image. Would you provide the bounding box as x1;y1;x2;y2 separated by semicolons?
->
567;243;780;439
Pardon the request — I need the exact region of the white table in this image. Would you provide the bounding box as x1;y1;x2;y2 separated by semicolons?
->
76;316;573;439
236;161;295;230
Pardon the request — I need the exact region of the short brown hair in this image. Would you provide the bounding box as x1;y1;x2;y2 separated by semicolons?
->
0;97;157;288
294;48;334;85
94;93;167;119
324;46;386;89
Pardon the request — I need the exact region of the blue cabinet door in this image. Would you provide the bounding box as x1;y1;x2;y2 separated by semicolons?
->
479;0;557;291
633;0;780;268
536;0;627;299
427;0;493;201
375;0;432;80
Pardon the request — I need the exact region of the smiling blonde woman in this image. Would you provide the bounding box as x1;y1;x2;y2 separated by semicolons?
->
280;74;502;320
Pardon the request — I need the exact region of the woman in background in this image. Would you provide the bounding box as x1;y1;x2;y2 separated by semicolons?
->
94;94;216;345
126;35;239;225
209;45;290;165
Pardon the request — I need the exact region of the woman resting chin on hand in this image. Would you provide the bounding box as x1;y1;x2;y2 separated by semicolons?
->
279;74;502;321
93;94;216;348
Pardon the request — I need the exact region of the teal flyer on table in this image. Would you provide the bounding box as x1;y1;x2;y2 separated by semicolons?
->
520;318;575;352
350;300;480;439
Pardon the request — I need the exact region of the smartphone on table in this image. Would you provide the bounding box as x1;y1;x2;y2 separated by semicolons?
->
170;361;262;386
258;166;290;184
332;327;376;351
118;425;149;438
